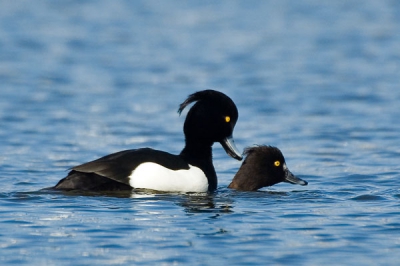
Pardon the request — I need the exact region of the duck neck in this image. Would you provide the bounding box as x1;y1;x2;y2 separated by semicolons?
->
179;138;213;161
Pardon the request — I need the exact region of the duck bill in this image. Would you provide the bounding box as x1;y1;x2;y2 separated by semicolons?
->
220;136;243;161
283;164;308;186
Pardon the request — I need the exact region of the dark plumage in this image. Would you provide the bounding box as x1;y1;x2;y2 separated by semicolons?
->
53;90;242;192
228;146;307;191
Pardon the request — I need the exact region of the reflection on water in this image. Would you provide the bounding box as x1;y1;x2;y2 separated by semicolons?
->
179;193;234;215
40;188;237;215
36;188;297;216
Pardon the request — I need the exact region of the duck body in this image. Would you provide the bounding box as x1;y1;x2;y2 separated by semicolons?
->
54;90;242;193
228;146;307;191
55;148;216;192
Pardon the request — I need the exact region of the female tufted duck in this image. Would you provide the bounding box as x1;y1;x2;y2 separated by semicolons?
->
228;146;307;191
54;90;242;193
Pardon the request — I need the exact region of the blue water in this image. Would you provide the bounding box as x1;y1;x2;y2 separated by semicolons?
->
1;0;400;265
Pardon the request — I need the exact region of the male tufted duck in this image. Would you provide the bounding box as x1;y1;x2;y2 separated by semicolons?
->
53;90;242;193
228;146;307;191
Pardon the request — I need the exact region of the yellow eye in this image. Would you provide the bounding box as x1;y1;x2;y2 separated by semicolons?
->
274;161;280;167
225;116;231;123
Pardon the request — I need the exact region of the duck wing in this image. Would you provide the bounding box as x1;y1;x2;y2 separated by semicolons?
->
72;148;189;184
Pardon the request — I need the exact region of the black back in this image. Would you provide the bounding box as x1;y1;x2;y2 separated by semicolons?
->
55;148;189;190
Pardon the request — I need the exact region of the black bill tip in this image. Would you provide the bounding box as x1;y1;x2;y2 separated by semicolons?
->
220;136;243;161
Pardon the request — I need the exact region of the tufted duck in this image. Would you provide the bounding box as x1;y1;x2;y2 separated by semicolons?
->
228;145;307;191
54;90;242;193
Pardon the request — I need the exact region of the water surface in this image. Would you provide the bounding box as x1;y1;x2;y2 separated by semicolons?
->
1;1;400;265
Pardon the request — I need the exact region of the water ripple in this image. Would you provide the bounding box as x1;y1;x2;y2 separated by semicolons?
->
1;0;400;265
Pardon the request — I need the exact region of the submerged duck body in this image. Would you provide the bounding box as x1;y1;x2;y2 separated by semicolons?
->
228;146;307;191
54;90;243;193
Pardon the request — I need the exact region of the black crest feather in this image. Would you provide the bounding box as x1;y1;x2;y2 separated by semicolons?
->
178;89;227;115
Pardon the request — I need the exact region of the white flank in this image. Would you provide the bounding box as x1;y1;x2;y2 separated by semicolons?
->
128;163;208;192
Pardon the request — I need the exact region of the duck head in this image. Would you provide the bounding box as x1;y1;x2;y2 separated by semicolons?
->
229;145;307;191
178;90;242;160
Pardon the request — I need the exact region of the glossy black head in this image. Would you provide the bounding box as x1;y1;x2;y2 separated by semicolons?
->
178;90;242;160
228;145;307;191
